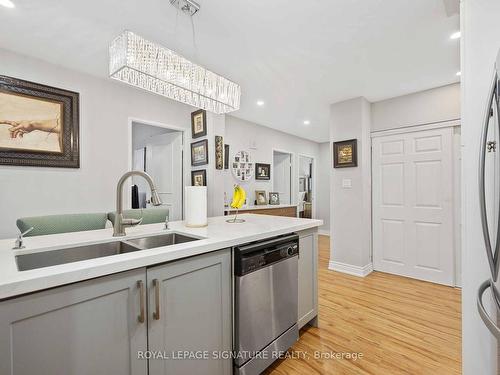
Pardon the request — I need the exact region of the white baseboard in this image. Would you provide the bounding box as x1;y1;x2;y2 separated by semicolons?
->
328;261;373;277
318;229;330;236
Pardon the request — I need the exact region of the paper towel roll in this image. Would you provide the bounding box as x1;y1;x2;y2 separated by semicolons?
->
185;186;208;227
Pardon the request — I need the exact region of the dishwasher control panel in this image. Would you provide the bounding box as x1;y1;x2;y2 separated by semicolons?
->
234;234;299;276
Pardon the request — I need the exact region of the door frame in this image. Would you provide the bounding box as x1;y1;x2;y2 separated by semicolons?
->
370;119;461;286
272;148;295;208
297;153;317;219
127;117;186;218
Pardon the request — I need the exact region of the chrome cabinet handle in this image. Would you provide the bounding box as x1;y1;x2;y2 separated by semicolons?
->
137;280;145;323
477;279;500;339
153;279;160;320
479;71;500;281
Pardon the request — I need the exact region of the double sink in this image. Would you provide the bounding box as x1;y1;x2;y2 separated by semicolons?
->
16;232;200;271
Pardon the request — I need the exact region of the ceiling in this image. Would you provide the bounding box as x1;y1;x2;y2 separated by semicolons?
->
0;0;460;142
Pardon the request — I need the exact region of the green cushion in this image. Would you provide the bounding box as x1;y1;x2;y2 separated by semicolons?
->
107;208;169;226
17;213;109;237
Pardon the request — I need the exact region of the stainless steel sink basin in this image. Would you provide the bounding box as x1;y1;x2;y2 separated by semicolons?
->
16;232;200;271
127;233;199;249
16;241;141;271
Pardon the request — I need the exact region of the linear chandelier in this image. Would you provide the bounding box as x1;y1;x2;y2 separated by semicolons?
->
109;30;241;114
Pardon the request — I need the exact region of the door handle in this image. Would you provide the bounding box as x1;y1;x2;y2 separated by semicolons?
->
478;279;500;340
153;279;161;320
137;280;145;323
479;71;500;281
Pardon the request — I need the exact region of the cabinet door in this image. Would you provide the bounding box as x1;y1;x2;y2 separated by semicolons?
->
298;232;318;329
147;249;232;375
0;268;148;375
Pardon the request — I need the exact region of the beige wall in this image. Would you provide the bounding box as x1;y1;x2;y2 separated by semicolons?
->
371;83;460;131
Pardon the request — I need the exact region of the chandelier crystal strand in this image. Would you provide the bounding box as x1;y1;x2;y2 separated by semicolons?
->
109;31;240;114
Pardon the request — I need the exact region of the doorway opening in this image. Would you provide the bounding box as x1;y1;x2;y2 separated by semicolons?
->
298;154;315;218
272;150;293;205
130;120;184;221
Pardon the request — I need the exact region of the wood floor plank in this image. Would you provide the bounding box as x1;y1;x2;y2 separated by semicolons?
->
264;235;462;375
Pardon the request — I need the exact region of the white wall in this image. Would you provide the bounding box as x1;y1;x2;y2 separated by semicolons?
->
371;83;460;132
330;97;372;269
462;0;500;373
0;48;196;239
316;142;331;234
224;116;321;208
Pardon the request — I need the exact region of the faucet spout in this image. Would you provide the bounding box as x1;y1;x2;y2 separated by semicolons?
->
114;171;163;237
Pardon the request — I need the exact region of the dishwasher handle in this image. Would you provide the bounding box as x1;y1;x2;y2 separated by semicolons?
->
235;234;299;255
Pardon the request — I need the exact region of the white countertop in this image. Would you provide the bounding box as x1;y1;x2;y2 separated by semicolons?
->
224;204;297;211
0;214;322;300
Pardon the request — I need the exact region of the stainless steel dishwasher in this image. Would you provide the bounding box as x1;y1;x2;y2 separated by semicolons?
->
234;234;299;375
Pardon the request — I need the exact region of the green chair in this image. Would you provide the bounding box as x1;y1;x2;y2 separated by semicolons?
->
107;208;169;226
16;213;109;237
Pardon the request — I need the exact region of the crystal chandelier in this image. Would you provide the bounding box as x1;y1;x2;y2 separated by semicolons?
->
109;30;241;114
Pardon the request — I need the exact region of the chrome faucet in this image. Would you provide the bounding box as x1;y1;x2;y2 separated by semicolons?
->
114;171;163;237
13;227;34;249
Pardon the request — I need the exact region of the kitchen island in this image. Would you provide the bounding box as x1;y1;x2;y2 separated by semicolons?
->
0;214;322;375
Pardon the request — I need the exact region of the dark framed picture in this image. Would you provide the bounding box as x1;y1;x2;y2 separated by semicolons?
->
215;135;223;170
333;139;357;168
255;190;267;205
224;144;230;169
0;75;79;168
191;169;206;186
255;163;271;180
191;139;209;166
191;109;207;139
269;192;280;205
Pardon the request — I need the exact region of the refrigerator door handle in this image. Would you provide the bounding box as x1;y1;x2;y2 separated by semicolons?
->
479;72;500;281
478;279;500;340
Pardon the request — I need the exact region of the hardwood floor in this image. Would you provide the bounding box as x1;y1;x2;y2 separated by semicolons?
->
264;235;462;375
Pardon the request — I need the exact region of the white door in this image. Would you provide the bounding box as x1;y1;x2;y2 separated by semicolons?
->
145;132;183;220
273;152;292;205
372;127;454;285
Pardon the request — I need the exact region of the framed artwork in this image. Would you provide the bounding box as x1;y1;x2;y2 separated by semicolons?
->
255;190;267;205
191;139;208;166
191;169;206;186
215;135;224;170
255;163;271;180
269;192;280;205
224;144;230;169
191;109;207;139
0;75;79;168
333;139;357;168
231;150;254;182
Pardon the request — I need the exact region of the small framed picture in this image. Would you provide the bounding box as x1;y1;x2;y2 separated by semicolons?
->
255;190;267;205
191;169;206;186
191;139;209;166
215;135;223;170
224;144;230;169
191;109;207;139
269;192;280;205
333;139;357;168
255;163;271;180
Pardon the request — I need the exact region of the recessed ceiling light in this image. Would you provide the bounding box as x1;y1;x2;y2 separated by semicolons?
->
450;31;461;40
0;0;15;8
256;100;265;106
303;120;311;125
456;71;461;76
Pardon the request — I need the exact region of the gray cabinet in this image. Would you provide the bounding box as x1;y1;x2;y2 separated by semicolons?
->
298;229;319;329
0;268;148;375
147;249;232;375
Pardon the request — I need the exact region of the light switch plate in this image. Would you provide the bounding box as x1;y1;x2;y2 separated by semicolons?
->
342;178;352;188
